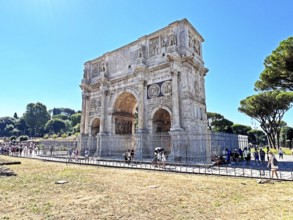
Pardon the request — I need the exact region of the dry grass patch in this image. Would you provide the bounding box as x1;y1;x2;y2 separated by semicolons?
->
0;157;292;220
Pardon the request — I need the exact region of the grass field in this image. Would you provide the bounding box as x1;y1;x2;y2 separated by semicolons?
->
0;157;293;220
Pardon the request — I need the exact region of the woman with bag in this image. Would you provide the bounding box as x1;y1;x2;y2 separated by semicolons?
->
267;152;279;179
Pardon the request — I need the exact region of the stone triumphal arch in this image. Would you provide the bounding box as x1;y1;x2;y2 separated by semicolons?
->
79;19;211;162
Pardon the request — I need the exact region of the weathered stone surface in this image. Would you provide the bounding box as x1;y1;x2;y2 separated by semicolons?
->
79;19;209;162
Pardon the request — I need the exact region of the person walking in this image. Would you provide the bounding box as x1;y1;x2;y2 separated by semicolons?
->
161;151;167;169
278;147;283;159
253;149;260;165
267;152;279;179
84;148;90;163
243;147;250;165
259;148;266;165
130;149;135;161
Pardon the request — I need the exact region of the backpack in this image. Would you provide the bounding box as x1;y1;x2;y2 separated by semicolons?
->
273;157;279;166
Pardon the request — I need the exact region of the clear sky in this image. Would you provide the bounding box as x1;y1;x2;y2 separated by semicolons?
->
1;0;293;128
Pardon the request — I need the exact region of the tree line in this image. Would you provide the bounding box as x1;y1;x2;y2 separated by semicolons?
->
207;112;293;148
0;104;81;141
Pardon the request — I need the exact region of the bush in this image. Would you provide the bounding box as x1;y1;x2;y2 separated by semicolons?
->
10;136;17;141
52;134;58;139
43;134;49;139
19;135;29;142
62;133;68;138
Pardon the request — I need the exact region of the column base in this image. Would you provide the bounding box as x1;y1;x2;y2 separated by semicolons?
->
170;127;184;132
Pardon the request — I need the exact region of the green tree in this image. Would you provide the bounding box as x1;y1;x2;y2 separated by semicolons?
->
239;91;293;148
247;129;266;145
13;112;18;119
52;114;69;121
44;119;66;134
207;112;233;133
73;123;80;133
280;126;293;148
5;124;14;134
49;108;75;116
0;117;16;136
70;113;81;127
23;102;50;136
231;124;252;135
64;120;73;133
15;117;29;135
255;37;293;91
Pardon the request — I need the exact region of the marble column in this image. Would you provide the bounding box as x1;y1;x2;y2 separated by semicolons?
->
171;71;182;131
80;93;87;134
100;86;106;133
84;94;90;134
99;87;107;134
137;79;145;132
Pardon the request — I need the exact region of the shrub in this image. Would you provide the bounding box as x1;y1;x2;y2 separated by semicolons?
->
62;133;68;138
52;134;58;139
19;135;29;142
10;135;17;141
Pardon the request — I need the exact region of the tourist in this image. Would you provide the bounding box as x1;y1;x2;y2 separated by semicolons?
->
253;149;260;165
50;145;54;157
161;151;167;169
243;147;250;165
225;148;231;163
123;149;131;164
68;147;73;162
278;147;283;159
157;150;162;168
259;148;266;165
238;148;243;161
84;148;90;163
267;151;279;179
231;149;239;162
130;149;135;161
74;148;79;161
34;145;39;156
152;149;159;167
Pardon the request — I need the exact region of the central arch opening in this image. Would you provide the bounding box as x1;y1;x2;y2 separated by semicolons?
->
113;92;137;135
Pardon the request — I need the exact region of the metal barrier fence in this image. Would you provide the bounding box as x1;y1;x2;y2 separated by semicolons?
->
77;132;249;163
4;133;293;180
6;153;293;181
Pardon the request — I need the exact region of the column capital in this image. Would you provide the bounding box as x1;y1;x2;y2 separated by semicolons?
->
82;93;90;99
138;79;147;87
171;71;180;77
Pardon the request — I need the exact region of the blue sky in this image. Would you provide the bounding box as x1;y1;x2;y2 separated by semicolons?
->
1;0;293;128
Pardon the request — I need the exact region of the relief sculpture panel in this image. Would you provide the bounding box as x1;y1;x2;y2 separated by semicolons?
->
188;30;201;56
149;37;160;57
115;119;132;134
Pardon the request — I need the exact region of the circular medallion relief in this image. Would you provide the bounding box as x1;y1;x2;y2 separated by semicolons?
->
161;81;172;95
148;84;160;98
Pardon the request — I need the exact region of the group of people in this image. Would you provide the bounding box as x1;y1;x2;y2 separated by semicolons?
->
223;145;282;179
123;149;135;164
0;142;39;157
152;147;167;169
68;147;80;161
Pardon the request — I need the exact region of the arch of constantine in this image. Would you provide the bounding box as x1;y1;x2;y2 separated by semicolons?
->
79;19;211;162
